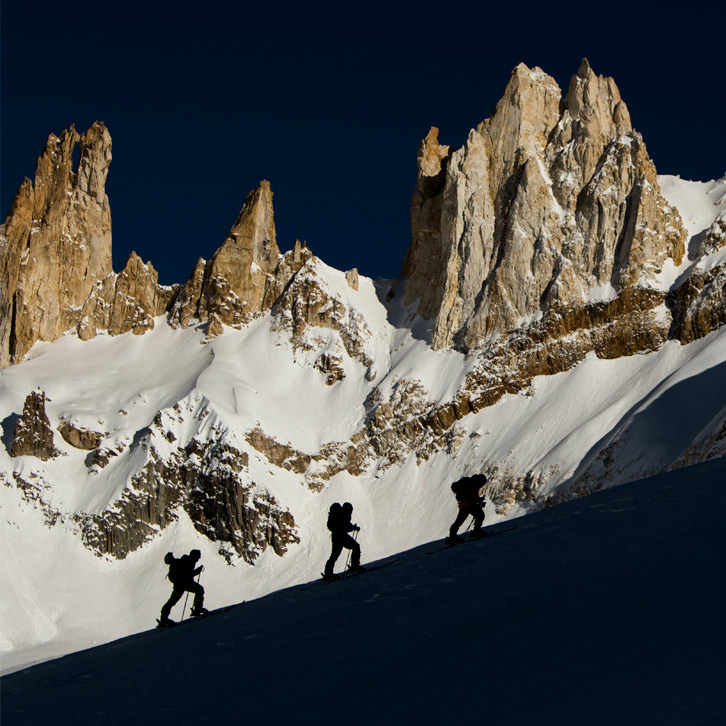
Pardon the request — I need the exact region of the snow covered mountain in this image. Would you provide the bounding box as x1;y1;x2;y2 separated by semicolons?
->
1;60;725;672
3;458;725;725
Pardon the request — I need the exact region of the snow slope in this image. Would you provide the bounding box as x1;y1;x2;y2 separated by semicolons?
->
2;178;726;673
3;299;726;675
2;458;725;726
659;174;726;239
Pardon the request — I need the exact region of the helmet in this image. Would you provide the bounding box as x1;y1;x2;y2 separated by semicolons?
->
164;552;175;565
342;502;353;512
190;549;201;560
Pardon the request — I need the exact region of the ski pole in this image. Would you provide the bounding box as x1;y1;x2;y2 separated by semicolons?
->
181;591;190;622
181;571;202;621
344;534;354;571
344;529;359;576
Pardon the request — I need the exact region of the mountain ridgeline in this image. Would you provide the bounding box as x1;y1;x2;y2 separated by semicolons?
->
1;58;725;575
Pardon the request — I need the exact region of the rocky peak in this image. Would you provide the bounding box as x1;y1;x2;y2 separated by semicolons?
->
484;63;562;181
547;58;633;204
30;123;112;239
75;122;114;202
223;179;279;266
168;180;306;334
79;251;175;339
202;179;280;319
0;122;114;366
403;60;686;351
562;58;632;139
0;125;304;364
0;121;181;364
400;128;453;316
418;127;451;179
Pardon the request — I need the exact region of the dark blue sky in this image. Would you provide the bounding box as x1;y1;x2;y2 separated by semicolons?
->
3;2;724;285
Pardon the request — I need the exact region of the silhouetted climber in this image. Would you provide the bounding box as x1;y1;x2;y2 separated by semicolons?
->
158;549;208;626
447;473;488;544
323;502;364;581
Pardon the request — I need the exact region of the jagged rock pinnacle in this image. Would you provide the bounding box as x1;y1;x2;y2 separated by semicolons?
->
403;60;686;351
169;180;290;333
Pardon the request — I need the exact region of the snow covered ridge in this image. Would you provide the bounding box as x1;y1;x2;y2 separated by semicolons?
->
2;60;726;670
659;174;726;239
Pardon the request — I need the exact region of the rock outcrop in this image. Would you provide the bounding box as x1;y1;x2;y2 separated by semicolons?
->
403;60;687;351
79;252;175;340
0;124;114;366
79;435;298;563
10;391;58;460
58;420;104;450
74;400;300;562
270;255;374;377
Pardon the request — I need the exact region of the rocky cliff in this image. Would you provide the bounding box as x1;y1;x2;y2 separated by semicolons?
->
403;60;691;352
1;59;725;575
0;123;176;366
397;60;726;463
168;181;304;336
0;134;314;365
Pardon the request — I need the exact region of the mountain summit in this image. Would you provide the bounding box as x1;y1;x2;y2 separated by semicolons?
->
404;59;686;350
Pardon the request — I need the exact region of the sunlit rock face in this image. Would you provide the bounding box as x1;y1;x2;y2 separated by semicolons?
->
0;131;311;365
0;123;114;366
0;122;176;366
403;59;687;352
168;180;290;334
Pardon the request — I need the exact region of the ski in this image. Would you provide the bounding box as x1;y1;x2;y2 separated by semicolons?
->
156;612;210;629
425;525;518;554
154;601;244;629
301;557;400;589
338;557;399;580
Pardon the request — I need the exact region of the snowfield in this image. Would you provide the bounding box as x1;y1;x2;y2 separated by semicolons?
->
659;174;726;239
1;174;726;675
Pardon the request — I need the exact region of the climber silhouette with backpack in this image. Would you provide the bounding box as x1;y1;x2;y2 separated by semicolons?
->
447;473;488;544
157;549;208;627
323;502;364;581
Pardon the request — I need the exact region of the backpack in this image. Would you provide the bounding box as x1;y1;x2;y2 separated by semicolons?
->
164;552;183;584
451;477;472;497
327;503;343;532
451;474;488;500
